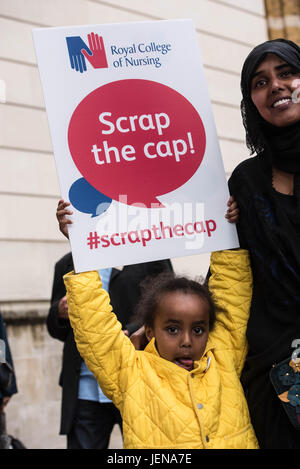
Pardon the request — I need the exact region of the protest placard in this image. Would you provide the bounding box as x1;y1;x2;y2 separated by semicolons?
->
33;19;239;272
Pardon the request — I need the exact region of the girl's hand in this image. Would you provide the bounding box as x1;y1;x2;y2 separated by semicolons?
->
225;196;239;223
56;199;73;239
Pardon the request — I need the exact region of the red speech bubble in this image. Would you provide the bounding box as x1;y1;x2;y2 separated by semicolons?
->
68;79;206;207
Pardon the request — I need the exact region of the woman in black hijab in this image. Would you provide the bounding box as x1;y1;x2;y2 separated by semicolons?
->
229;39;300;448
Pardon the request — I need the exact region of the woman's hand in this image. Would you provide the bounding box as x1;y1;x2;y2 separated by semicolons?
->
58;295;69;320
0;396;10;414
129;325;148;350
225;196;239;223
56;199;73;239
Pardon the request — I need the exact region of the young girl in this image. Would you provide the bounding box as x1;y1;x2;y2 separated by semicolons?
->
63;248;258;449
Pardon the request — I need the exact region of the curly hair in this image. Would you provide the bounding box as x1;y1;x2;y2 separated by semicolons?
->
133;271;216;331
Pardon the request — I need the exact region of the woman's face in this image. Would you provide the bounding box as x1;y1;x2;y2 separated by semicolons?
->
251;53;300;127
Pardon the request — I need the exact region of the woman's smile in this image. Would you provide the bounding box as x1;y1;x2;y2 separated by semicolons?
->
271;96;292;110
251;53;300;127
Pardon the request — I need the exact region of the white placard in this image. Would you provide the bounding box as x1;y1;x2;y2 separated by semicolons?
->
33;19;239;272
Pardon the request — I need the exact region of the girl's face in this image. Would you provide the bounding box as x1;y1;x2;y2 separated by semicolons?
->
251;53;300;127
145;291;210;371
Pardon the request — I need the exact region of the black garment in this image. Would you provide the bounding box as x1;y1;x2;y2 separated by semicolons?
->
47;252;173;437
229;156;300;448
276;192;300;237
67;400;122;449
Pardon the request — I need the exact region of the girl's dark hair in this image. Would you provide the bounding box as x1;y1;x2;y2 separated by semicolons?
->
133;272;216;331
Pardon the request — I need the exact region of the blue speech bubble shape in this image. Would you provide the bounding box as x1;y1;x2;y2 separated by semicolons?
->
69;178;112;217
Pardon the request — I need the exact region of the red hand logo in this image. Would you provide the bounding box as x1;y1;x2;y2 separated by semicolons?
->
81;33;108;69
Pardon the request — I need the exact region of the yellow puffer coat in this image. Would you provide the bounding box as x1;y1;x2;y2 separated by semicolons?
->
64;250;258;449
